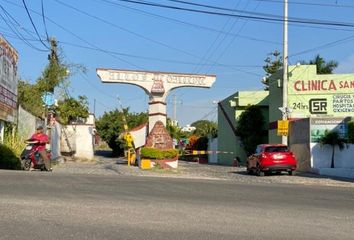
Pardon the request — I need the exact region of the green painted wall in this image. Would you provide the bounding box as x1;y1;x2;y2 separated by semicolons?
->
218;91;269;165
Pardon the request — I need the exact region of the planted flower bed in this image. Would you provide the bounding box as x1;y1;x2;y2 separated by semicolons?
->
141;147;179;169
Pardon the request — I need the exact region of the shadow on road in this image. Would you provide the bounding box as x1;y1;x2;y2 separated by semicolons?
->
95;150;128;165
95;150;113;158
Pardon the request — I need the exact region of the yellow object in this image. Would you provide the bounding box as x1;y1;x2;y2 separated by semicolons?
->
140;159;152;170
127;148;136;166
277;120;289;136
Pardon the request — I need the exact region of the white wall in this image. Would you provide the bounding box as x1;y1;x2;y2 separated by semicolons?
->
17;105;38;139
311;143;354;169
130;125;147;148
74;125;94;160
50;122;61;160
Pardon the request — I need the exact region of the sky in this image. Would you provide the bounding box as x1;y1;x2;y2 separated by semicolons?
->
1;0;354;126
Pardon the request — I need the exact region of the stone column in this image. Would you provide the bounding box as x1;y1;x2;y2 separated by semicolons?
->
148;99;166;133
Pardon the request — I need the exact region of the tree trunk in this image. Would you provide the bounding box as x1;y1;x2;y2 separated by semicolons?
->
330;146;335;168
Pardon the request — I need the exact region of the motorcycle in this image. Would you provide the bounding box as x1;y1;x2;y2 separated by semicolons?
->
21;140;52;171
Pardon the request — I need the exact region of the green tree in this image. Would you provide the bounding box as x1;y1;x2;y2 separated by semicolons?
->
320;130;347;168
166;119;189;141
18;39;89;124
95;109;148;156
262;50;282;89
18;38;70;117
301;54;338;74
236;105;265;156
191;120;218;138
56;95;89;124
18;80;45;117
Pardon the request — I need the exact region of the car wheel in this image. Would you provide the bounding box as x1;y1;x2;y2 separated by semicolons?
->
256;166;265;177
288;171;293;176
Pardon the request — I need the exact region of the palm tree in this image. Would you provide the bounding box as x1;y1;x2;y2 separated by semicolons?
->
305;55;338;74
319;131;347;168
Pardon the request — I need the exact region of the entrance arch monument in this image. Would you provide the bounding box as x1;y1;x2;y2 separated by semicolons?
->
96;68;216;132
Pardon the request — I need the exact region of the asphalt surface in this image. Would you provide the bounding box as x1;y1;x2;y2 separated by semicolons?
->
1;170;354;240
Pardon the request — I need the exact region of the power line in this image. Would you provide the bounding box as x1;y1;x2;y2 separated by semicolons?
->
2;0;144;69
47;0;265;76
21;0;49;49
41;0;50;41
97;0;281;45
0;29;264;69
52;0;204;62
205;1;262;74
193;0;243;74
289;34;354;58
0;5;48;52
253;0;354;9
114;0;354;29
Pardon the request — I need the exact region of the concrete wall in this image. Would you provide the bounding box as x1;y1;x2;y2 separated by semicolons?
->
60;122;95;160
75;125;94;160
311;143;354;170
17;105;41;139
61;125;76;154
289;118;311;171
50;122;61;160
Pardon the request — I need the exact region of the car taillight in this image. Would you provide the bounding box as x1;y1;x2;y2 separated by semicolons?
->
261;153;267;159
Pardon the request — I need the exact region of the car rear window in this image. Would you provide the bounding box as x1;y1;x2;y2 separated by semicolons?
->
264;146;289;153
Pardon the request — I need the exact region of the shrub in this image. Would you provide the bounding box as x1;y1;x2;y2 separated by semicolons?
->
0;144;21;170
348;121;354;144
141;147;178;159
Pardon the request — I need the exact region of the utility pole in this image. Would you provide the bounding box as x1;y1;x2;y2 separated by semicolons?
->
93;99;96;116
282;0;288;145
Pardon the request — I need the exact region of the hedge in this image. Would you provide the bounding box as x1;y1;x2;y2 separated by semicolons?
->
141;147;178;159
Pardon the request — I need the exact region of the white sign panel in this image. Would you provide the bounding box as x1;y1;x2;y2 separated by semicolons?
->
96;69;216;93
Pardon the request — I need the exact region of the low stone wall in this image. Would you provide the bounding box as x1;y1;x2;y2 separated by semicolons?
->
311;143;354;169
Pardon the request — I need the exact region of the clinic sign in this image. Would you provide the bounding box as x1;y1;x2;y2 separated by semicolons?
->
0;37;18;122
286;65;354;118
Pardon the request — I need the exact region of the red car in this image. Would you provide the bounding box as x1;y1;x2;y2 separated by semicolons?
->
247;144;297;176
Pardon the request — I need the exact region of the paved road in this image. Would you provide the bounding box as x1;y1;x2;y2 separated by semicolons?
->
1;170;354;240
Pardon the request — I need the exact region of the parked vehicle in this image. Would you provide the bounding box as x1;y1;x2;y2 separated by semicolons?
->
247;144;297;176
20;140;51;171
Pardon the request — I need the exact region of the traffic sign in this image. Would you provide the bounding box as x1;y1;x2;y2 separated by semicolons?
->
42;92;55;106
277;120;289;136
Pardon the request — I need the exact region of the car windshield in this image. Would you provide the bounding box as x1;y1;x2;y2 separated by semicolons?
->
264;146;289;153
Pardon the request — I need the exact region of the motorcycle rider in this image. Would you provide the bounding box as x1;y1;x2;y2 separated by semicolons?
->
28;125;51;171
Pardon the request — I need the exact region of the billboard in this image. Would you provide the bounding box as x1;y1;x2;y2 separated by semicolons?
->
287;65;354;118
310;117;351;143
0;37;18;122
